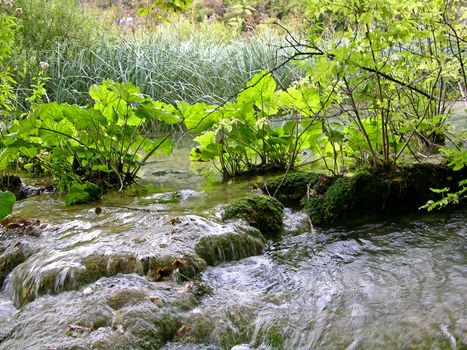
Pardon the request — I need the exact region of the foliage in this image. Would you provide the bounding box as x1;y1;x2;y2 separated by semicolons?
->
297;0;466;170
137;0;192;21
263;172;320;205
0;190;15;220
19;32;302;110
10;0;97;56
0;11;16;125
65;183;103;206
0;80;179;193
421;145;467;211
187;71;317;177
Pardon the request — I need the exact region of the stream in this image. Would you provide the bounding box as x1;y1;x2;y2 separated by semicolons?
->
0;143;466;349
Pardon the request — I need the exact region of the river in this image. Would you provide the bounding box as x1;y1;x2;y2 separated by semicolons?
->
0;142;466;349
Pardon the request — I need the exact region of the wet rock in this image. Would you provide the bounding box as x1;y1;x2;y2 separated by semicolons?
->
195;228;265;266
223;194;284;239
0;176;46;200
283;208;312;235
0;275;203;350
0;229;42;285
231;345;255;350
5;215;266;307
1;218;43;237
161;343;221;350
262;172;320;206
305;164;467;226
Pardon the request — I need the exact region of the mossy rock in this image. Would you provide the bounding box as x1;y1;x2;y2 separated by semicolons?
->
65;182;103;206
0;244;33;284
305;164;467;226
222;194;284;239
263;172;320;206
195;229;266;266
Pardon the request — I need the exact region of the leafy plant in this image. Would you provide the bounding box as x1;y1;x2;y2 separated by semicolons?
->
0;12;17;125
295;0;466;169
0;80;180;192
10;0;97;57
0;190;15;220
187;71;311;177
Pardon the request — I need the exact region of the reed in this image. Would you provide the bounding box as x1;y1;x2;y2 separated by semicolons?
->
21;31;304;107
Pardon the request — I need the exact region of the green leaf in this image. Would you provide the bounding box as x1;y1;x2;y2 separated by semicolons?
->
179;102;219;133
238;71;278;113
152;137;173;155
137;7;150;16
65;183;103;206
136;101;181;124
0;191;15;220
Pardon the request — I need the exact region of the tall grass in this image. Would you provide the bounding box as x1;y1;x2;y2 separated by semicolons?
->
23;31;304;107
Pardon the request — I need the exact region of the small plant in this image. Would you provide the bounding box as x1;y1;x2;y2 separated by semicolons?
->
0;80;180;194
187;71;324;177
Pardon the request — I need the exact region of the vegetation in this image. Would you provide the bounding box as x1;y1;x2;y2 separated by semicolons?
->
0;0;465;212
1;80;177;193
29;34;302;108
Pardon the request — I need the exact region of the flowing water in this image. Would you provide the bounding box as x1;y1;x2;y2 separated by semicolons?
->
0;140;466;349
186;211;466;349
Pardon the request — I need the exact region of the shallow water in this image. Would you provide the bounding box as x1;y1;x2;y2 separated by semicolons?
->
193;211;467;349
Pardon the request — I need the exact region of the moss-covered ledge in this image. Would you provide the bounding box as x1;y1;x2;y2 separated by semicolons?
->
262;164;466;227
222;194;284;239
309;164;467;226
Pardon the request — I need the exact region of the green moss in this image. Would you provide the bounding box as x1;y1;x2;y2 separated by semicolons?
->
107;288;147;310
222;194;284;239
264;172;320;206
304;164;467;227
321;176;356;223
195;230;265;266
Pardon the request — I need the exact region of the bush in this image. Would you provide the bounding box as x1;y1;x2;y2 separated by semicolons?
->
0;80;180;200
12;0;97;57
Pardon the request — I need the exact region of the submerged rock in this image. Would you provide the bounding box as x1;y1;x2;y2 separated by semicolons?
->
222;194;284;239
0;275;207;350
4;215;266;307
0;176;46;200
0;227;43;285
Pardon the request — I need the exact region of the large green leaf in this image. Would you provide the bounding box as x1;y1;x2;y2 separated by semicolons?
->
0;191;15;220
238;71;278;114
180;102;220;133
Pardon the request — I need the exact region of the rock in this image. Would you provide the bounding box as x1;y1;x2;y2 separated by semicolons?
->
222;194;284;239
304;164;467;226
262;172;320;206
0;228;42;285
231;345;254;350
0;275;204;350
5;215;266;307
283;208;312;235
0;176;45;200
